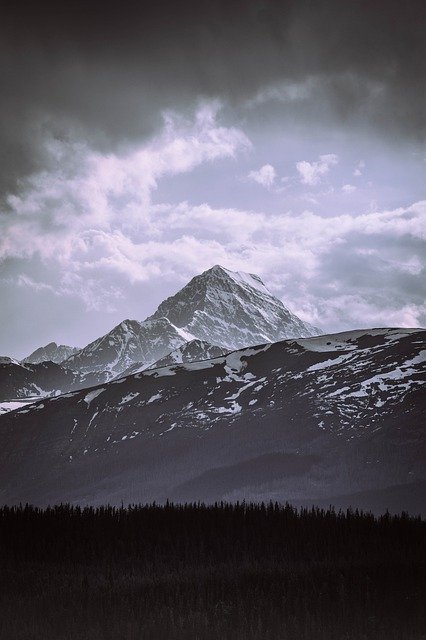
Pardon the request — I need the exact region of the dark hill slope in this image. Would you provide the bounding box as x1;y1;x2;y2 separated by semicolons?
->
0;328;424;512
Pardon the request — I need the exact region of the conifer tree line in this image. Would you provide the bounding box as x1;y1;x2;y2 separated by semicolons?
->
0;502;424;639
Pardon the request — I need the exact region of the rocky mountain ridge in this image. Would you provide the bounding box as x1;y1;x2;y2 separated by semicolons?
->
0;359;108;403
24;342;79;365
62;265;320;378
1;327;424;513
119;339;228;377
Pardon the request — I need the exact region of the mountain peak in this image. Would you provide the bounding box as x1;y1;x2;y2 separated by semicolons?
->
147;266;320;350
208;264;227;274
23;342;78;365
59;266;321;378
203;265;271;297
44;341;58;349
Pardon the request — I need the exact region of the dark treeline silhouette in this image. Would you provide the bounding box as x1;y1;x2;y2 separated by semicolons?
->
0;502;424;639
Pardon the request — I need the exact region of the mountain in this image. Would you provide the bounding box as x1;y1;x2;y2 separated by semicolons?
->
23;342;79;365
0;327;424;513
120;339;228;377
0;359;108;403
64;265;320;377
62;318;194;378
0;356;20;365
146;265;320;348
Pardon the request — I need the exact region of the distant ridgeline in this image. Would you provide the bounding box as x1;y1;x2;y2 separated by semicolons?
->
0;267;424;517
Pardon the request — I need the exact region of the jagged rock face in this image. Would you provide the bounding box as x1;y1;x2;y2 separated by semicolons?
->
0;359;107;403
0;356;20;365
1;328;424;512
62;318;192;378
120;339;228;377
147;265;320;349
65;266;321;378
23;342;79;365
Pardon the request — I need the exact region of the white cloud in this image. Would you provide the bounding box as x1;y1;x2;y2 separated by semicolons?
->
0;101;250;263
16;275;57;294
248;164;277;189
1;100;424;334
3;196;425;330
353;160;366;177
247;78;316;106
296;154;338;186
44;197;426;327
342;184;356;193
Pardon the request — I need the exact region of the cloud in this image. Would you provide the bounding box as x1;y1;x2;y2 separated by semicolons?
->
0;101;252;312
0;102;250;265
248;164;277;189
353;160;366;177
0;93;424;355
247;78;316;106
342;184;356;194
0;0;425;198
1;93;424;333
16;275;57;294
296;154;338;186
107;199;425;331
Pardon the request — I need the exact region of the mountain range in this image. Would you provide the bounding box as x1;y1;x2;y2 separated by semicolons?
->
0;265;424;514
1;266;320;400
0;359;108;403
62;265;320;379
0;327;424;513
23;342;79;365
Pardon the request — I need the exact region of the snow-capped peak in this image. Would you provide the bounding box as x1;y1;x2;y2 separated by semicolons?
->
58;266;321;377
23;342;79;365
209;265;271;296
147;265;320;351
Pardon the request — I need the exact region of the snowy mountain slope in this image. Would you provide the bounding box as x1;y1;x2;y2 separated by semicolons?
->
147;265;320;349
148;339;228;369
0;359;108;402
0;356;21;365
62;318;192;379
119;339;228;377
24;342;79;365
0;400;35;415
0;327;424;512
64;266;320;378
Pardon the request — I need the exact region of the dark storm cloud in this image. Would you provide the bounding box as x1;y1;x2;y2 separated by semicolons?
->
0;0;425;196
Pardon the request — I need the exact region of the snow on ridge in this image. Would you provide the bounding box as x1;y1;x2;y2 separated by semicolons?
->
130;341;272;383
84;388;105;406
0;356;21;365
169;323;196;342
295;328;421;353
0;400;34;414
219;266;271;296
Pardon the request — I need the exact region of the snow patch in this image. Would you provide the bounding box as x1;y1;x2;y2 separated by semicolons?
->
119;392;140;405
307;353;354;372
84;388;105;406
88;412;99;427
0;400;32;414
147;393;162;404
216;401;242;415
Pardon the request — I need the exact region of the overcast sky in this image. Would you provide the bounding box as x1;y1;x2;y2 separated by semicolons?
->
0;0;425;359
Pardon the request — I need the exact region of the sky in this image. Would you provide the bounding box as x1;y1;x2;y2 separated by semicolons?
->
0;0;425;359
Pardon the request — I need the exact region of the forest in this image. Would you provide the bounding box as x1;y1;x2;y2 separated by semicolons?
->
0;502;424;639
